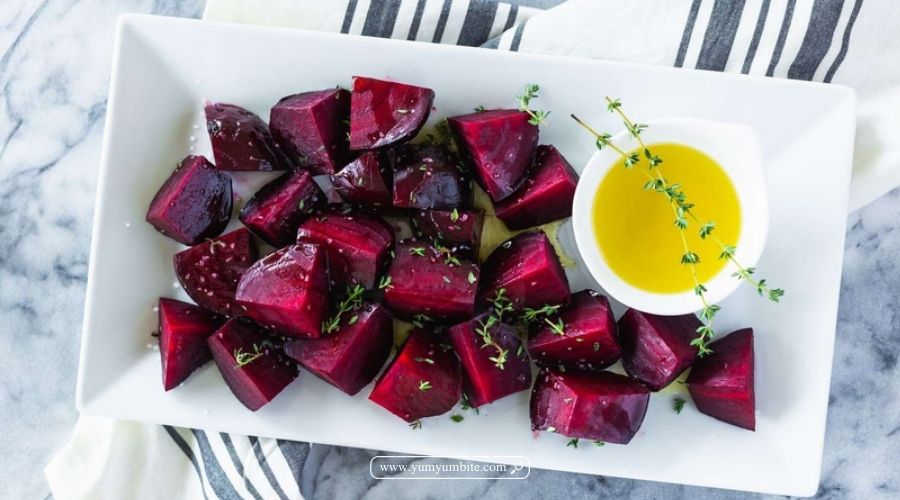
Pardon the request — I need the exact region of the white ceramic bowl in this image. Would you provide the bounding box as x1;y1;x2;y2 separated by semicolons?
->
571;118;769;315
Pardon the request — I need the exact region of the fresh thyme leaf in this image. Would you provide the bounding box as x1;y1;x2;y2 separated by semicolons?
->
322;284;366;334
450;208;459;221
409;420;422;430
566;438;579;448
234;345;264;368
451;414;464;422
522;304;562;324
467;271;476;284
414;357;435;365
378;276;393;290
517;83;550;126
418;380;432;391
593;440;605;447
474;105;486;113
409;247;426;257
544;317;565;336
673;397;686;414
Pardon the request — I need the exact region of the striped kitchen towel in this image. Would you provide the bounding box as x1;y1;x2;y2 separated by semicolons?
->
47;1;900;499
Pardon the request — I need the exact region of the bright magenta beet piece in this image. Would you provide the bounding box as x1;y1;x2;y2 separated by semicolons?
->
687;328;755;430
330;151;393;208
145;155;233;246
235;243;329;339
269;89;352;175
369;328;462;422
349;76;434;150
285;302;393;395
391;144;467;210
528;290;620;370
383;241;479;322
158;298;225;391
173;228;259;317
530;368;650;444
206;102;290;171
448;109;538;202
617;309;701;391
448;313;531;408
494;145;578;230
296;212;394;289
208;319;298;411
239;169;323;247
478;231;570;311
411;209;484;258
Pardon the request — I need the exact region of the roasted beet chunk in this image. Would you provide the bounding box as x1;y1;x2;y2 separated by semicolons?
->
528;290;620;371
383;241;479;322
411;209;484;258
285;302;392;395
687;329;755;430
235;244;329;339
448;313;531;408
495;145;578;229
173;228;259;317
369;328;462;422
448;109;538;202
349;76;434;150
208;319;298;411
270;89;352;175
531;368;650;445
146;155;232;245
206;102;290;171
617;309;701;391
330;152;393;208
392;144;467;210
239;169;323;247
296;212;394;289
158;298;225;391
479;231;570;311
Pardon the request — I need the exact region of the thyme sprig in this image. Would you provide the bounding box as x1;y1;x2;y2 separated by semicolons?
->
522;304;562;324
234;344;264;368
517;84;550;125
476;314;509;370
321;284;366;334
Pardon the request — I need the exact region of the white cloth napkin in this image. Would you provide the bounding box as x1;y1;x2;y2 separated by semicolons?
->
48;0;900;498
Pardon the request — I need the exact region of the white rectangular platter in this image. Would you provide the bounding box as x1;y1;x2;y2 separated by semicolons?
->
77;14;856;497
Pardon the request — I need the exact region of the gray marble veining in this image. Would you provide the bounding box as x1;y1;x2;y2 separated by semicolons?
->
0;1;897;499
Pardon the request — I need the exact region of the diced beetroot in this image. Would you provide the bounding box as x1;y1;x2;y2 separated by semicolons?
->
410;209;484;258
285;302;392;395
206;102;290;171
448;109;538;202
391;144;468;210
349;76;434;150
239;170;323;247
494;145;578;230
269;89;352;175
478;231;570;311
617;309;701;391
158;298;225;391
530;368;650;445
687;328;755;430
369;328;462;422
383;241;479;322
330;152;393;208
208;319;298;411
296;212;394;289
448;313;531;408
173;228;259;317
528;290;620;370
235;244;329;339
145;155;233;245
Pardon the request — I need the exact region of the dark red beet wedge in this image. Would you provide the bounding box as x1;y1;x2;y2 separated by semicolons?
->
383;241;479;322
478;231;570;311
349;76;434;150
369;328;462;422
528;290;620;371
530;368;650;445
330;152;393;208
411;209;484;258
146;155;233;245
448;109;538;202
239;169;323;247
206;102;290;171
391;144;467;210
235;243;329;339
158;298;225;391
618;309;701;391
173;228;259;317
448;313;531;408
208;319;298;411
269;89;352;175
687;328;755;430
296;212;394;289
285;302;392;395
494;145;579;230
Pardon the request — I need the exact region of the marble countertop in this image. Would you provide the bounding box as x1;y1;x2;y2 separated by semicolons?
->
2;1;898;499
